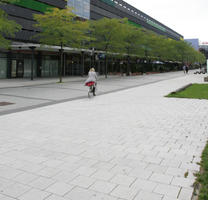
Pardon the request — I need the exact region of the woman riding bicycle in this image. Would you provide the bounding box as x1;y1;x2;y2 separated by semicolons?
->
85;68;98;96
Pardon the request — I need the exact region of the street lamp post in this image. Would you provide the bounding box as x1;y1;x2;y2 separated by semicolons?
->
29;46;36;81
59;42;64;83
120;60;123;76
91;47;95;67
81;51;84;77
127;55;130;76
143;49;148;74
105;54;108;78
97;55;101;75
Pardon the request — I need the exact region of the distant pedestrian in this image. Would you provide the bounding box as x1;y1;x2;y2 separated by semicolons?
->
185;65;189;74
199;65;202;73
183;65;186;74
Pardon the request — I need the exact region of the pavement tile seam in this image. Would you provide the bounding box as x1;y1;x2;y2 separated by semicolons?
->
0;74;207;200
0;72;198;116
0;93;55;102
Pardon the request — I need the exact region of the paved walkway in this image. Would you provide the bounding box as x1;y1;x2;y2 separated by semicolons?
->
0;71;197;116
0;73;207;200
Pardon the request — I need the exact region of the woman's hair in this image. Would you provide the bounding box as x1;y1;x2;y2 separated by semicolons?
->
90;68;95;72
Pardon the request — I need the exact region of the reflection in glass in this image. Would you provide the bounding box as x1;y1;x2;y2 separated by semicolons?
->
68;0;90;19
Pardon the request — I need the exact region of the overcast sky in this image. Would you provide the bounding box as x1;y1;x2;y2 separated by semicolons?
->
125;0;208;42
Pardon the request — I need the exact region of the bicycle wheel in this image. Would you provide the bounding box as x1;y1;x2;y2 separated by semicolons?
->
88;86;92;98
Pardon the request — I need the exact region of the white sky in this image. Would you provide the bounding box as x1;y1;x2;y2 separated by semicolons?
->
125;0;208;42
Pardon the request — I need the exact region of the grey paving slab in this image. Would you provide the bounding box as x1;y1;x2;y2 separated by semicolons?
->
0;86;86;101
0;72;207;200
0;95;50;112
0;71;199;116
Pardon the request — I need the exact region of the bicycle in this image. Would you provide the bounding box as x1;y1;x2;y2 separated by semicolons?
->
85;81;96;98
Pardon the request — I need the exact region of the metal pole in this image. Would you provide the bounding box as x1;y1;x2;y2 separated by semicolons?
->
59;43;63;83
31;49;34;80
92;48;95;67
63;53;66;77
29;46;36;81
127;56;130;76
98;57;100;75
105;55;108;78
81;51;84;77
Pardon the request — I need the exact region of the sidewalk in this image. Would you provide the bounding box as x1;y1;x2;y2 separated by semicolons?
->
0;71;199;116
0;70;198;89
0;76;87;89
0;70;200;89
0;75;121;89
0;74;207;200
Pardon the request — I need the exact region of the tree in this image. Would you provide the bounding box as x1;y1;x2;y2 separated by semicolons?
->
0;0;21;48
34;7;89;82
121;21;146;75
90;17;126;78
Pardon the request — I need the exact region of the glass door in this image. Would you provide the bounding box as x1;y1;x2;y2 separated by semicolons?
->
11;60;17;78
16;60;24;78
11;60;24;78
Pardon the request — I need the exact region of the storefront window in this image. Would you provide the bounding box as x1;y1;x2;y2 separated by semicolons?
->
24;59;37;78
68;0;90;19
0;56;7;78
42;57;58;77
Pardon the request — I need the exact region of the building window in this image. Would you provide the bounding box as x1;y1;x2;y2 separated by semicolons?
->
68;0;90;19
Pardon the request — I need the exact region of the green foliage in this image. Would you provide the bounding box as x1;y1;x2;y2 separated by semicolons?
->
121;20;146;57
167;84;208;100
197;142;208;200
143;30;162;58
2;0;204;65
90;17;126;53
170;40;206;64
0;6;21;48
89;17;206;65
184;171;189;178
34;7;90;48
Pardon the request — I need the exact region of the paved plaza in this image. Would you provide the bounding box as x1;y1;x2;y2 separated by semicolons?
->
0;73;207;200
0;71;193;115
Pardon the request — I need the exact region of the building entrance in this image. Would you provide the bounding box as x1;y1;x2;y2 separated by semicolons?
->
11;60;24;78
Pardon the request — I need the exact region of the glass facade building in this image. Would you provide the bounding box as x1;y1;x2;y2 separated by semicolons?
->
68;0;90;19
0;0;183;79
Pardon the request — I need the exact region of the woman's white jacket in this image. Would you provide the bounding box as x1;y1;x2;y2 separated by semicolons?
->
85;72;98;84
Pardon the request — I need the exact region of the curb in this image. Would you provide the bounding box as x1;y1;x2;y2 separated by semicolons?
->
170;83;192;94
